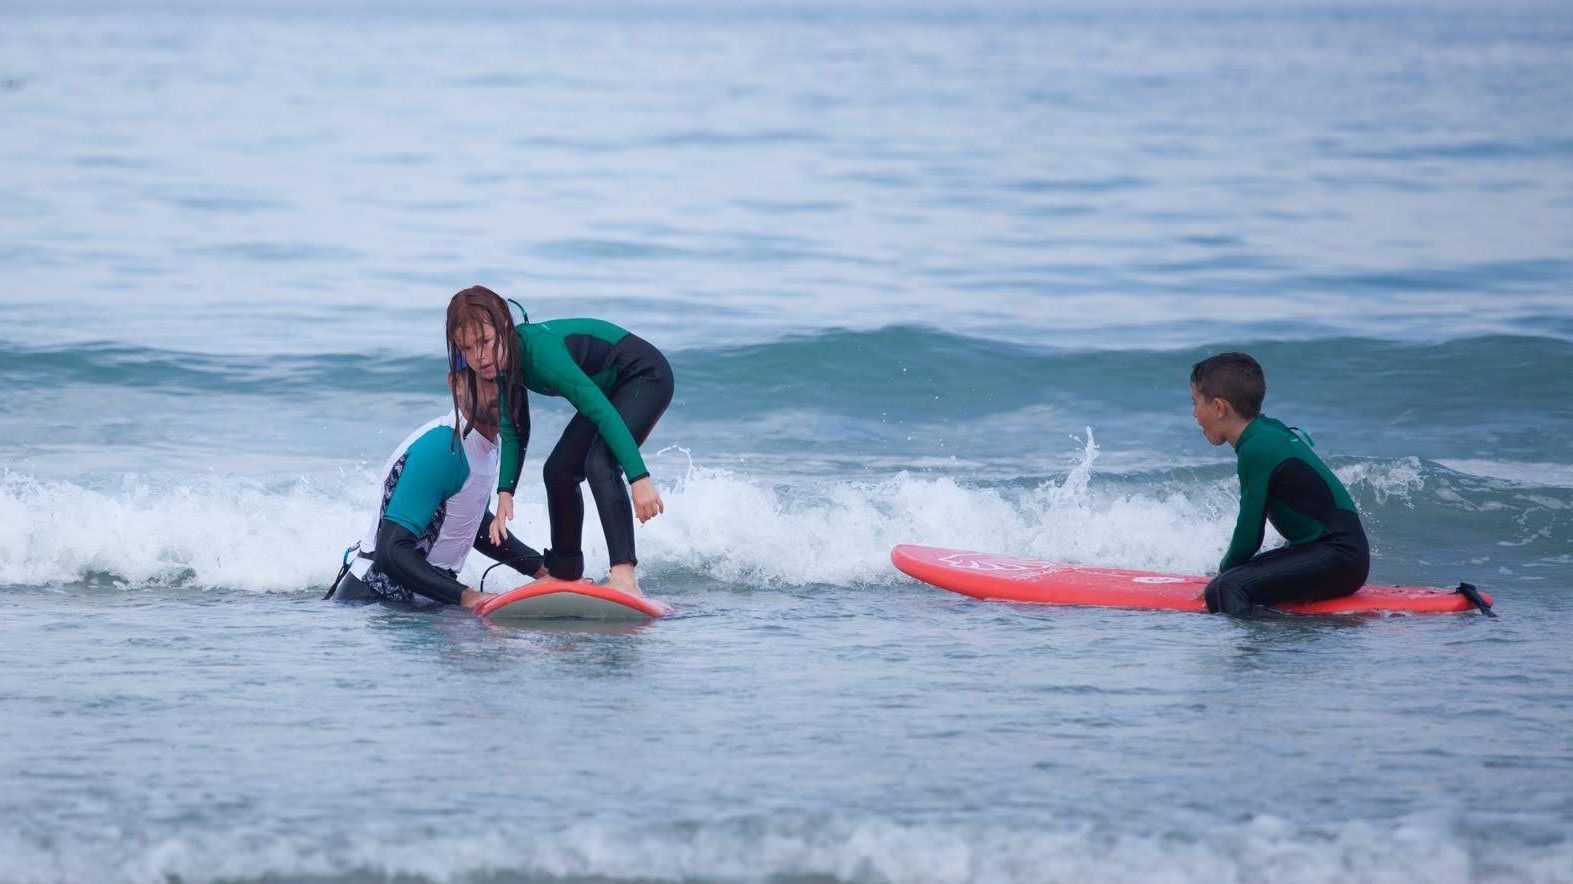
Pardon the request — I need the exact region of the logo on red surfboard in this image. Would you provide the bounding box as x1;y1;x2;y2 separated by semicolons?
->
934;551;1193;586
936;551;1063;578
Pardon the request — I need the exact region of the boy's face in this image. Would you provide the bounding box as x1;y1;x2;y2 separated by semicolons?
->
1191;383;1230;446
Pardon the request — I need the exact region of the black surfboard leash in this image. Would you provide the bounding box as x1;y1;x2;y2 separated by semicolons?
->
1454;582;1496;617
481;553;542;592
321;543;365;600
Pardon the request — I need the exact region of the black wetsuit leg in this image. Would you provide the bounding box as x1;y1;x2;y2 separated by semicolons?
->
475;510;544;578
1204;512;1370;615
330;571;381;604
541;335;674;578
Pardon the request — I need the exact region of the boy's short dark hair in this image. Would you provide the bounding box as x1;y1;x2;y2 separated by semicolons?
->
1191;352;1265;418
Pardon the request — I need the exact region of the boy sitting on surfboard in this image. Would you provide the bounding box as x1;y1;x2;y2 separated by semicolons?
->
1189;352;1370;615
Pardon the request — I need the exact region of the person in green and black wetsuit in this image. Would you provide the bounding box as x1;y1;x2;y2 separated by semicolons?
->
1189;352;1370;615
445;285;674;596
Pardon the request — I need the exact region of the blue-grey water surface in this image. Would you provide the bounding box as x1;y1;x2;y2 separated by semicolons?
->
1;3;1570;882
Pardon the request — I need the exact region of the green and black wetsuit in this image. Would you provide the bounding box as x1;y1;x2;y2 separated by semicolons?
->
496;317;673;579
1204;416;1370;615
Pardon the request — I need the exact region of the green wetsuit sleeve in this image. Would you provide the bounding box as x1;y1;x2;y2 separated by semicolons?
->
537;346;650;483
1220;450;1270;573
496;378;529;494
384;428;469;535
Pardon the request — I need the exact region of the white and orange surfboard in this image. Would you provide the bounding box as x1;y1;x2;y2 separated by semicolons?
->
475;580;673;622
892;545;1493;615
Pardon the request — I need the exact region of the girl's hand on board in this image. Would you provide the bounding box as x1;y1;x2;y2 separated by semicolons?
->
631;478;664;523
490;492;514;545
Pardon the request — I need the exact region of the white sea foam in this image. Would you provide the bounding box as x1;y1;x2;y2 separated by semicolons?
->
0;470;375;592
1337;456;1427;505
0;812;1566;884
641;432;1244;585
0;442;1455;593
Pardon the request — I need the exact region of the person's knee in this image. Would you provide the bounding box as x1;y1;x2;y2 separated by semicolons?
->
544;548;584;581
543;456;583;490
1205;572;1254;616
1203;576;1225;613
330;573;378;604
583;446;623;490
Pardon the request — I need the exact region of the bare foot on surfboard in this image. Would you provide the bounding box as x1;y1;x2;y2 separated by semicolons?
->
602;565;643;596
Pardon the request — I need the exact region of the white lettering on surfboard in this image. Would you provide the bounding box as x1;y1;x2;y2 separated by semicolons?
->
931;551;1198;585
936;552;1062;577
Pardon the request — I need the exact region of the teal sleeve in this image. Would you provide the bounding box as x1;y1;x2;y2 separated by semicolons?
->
496;377;526;494
1220;452;1269;572
539;348;649;483
384;428;469;536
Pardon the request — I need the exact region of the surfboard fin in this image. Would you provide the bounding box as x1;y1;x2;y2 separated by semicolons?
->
1454;582;1496;617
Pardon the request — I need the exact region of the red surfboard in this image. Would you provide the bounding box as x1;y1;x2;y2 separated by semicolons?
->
475;579;673;622
891;545;1493;615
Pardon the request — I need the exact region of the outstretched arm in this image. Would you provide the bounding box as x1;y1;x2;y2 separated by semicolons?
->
552;367;665;522
1219;459;1269;573
496;379;530;494
377;428;495;609
547;365;649;483
491;379;530;545
373;520;472;605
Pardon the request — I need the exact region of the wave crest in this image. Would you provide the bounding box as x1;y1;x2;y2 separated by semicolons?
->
6;438;1528;594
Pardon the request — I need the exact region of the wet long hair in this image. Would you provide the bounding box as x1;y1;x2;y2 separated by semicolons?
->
446;285;527;450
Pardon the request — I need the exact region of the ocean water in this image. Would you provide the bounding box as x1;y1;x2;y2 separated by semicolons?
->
2;2;1572;882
